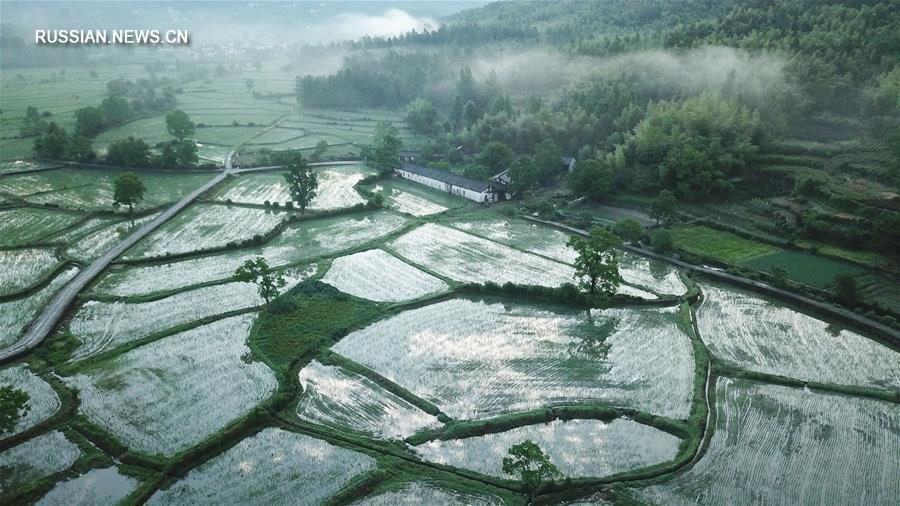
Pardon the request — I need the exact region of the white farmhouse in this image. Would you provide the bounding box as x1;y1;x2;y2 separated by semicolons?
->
396;163;507;203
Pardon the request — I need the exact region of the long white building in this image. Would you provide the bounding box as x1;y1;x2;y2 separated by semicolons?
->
396;163;507;203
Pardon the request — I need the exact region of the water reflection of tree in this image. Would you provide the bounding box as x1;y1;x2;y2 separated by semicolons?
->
569;312;619;361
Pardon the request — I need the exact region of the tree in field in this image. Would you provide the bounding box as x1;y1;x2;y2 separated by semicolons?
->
834;273;860;307
100;95;133;126
613;218;643;243
283;153;318;213
770;266;789;288
113;171;146;213
507;156;540;196
650;228;674;253
106;137;151;168
165;110;195;142
33;122;68;159
311;139;329;162
533;139;563;184
365;122;402;175
0;386;30;434
20;106;48;137
502;440;562;502
234;257;286;304
74;106;105;137
567;226;623;296
65;135;97;163
567;158;614;201
173;139;199;169
650;190;678;226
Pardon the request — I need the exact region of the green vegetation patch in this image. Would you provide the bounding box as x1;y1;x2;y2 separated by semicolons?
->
741;249;863;288
669;226;779;264
249;279;385;374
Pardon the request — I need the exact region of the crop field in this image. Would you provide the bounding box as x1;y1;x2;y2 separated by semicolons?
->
92;117;174;153
414;418;681;479
697;284;900;390
352;482;503;506
618;252;687;296
217;164;371;210
0;366;61;436
36;467;138;506
321;249;448;302
65;314;277;456
297;360;442;439
69;279;288;359
740;249;864;288
0;138;34;162
215;172;291;205
0;208;83;246
194;126;266;146
0;267;78;350
0;169;212;211
122;203;288;259
0;161;61;174
390;224;575;288
66;214;159;262
0;248;61;295
373;180;457;216
637;378;900;505
332;299;694;419
670;226;779;264
148;428;376;505
0;431;81;492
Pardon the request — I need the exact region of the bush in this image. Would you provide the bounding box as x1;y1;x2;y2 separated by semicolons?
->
651;229;674;253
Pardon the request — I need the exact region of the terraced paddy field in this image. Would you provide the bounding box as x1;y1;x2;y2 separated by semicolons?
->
0;431;81;493
0;248;62;295
352;482;503;506
415;418;681;479
321;249;449;302
122;203;289;259
0;365;60;436
332;299;695;419
0;267;78;350
35;467;138;506
297;360;442;439
0;208;83;246
698;283;900;390
0;168;212;211
147;428;376;505
215;164;372;210
65;314;277;456
65;213;159;262
636;378;900;505
372;179;461;216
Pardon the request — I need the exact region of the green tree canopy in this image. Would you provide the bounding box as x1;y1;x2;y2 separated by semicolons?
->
567;158;614;201
365;122;402;175
533;139;563;184
113;171;146;213
567;226;623;296
165;110;195;142
507;156;540;196
405;98;438;134
650;190;678;226
502;440;562;500
613;218;643;243
100;95;133;126
478;141;514;175
283;153;318;213
234;257;287;304
106;136;151;168
0;386;29;434
74;106;105;137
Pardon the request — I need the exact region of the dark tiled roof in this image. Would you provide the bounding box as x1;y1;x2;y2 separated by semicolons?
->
399;163;498;193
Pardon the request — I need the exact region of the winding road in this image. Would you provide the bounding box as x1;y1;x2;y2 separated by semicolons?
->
0;172;227;363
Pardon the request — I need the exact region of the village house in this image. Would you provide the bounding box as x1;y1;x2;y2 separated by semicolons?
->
396;163;507;203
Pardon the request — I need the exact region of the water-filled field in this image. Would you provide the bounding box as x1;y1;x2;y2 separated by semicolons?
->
297;360;442;439
0;168;212;211
697;284;900;390
0;208;82;246
216;164;372;210
637;378;900;505
321;249;448;302
69;279;301;359
0;366;60;436
66;214;159;261
65;314;277;456
148;428;376;505
332;299;694;419
0;431;81;493
0;267;78;350
0;248;61;295
36;467;138;506
414;418;681;479
372;180;459;216
351;482;503;506
123;203;288;259
390;224;575;288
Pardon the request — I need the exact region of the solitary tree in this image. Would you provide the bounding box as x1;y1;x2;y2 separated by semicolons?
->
311;139;329;162
0;386;30;434
283;153;318;213
650;228;674;253
502;440;562;503
650;190;678;226
165;110;195;142
234;257;286;304
113;171;146;213
366;122;402;175
567;226;623;296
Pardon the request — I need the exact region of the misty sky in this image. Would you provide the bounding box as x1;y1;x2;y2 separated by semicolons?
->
1;1;487;45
